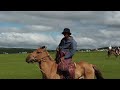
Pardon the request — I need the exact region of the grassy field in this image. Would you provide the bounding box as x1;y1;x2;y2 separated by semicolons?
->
0;51;120;79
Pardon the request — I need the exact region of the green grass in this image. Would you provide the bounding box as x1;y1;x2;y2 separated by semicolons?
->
0;51;120;79
0;54;41;79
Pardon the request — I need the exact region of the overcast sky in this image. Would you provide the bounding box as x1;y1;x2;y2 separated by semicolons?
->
0;11;120;50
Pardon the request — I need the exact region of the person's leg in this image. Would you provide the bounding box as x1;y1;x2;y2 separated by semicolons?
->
55;51;61;64
65;59;75;79
68;63;75;79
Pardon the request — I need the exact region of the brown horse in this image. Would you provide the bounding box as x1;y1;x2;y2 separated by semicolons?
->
108;49;120;58
26;46;104;79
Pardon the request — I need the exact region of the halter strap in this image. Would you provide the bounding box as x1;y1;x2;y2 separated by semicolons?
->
37;50;51;62
39;55;50;62
37;50;54;77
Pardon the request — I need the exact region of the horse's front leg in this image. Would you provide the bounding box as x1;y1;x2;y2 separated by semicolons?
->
41;72;47;79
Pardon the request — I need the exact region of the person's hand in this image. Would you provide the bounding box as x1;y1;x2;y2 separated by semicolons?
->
60;57;64;61
60;51;66;57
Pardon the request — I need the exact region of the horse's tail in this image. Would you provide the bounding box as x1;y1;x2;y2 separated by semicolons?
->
92;65;104;79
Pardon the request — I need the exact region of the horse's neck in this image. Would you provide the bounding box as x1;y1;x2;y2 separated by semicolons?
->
39;56;57;78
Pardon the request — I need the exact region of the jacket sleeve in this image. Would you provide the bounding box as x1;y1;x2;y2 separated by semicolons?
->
57;38;65;49
64;39;77;59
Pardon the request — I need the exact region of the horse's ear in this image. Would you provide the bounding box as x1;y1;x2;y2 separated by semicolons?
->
41;46;46;49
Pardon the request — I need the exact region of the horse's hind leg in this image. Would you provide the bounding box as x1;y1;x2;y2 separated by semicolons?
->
114;53;118;58
85;70;95;79
108;51;111;58
84;72;95;79
84;66;95;79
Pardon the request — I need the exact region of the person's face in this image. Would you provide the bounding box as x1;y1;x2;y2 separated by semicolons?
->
63;33;69;38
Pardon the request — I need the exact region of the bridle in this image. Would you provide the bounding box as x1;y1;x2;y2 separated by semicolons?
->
31;48;54;78
33;49;51;75
36;49;51;62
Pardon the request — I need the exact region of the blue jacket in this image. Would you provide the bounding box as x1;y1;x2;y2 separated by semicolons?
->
58;36;77;59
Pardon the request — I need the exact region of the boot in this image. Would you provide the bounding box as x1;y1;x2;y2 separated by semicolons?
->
68;63;75;79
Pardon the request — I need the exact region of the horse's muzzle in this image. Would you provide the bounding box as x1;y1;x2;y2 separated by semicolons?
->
26;58;38;63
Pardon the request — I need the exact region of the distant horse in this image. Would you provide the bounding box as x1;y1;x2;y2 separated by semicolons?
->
108;49;120;58
26;46;104;79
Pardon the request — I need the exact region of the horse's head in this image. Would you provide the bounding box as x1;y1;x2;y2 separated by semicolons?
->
26;46;48;63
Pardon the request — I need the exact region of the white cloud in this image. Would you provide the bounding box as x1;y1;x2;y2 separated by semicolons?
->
0;11;120;49
24;25;53;32
104;11;120;26
0;32;62;49
100;29;120;38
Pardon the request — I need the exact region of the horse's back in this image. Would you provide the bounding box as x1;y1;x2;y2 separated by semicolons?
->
75;61;95;79
76;61;93;67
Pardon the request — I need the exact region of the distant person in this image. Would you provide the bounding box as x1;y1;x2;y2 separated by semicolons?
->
115;47;120;55
109;45;112;51
118;47;120;55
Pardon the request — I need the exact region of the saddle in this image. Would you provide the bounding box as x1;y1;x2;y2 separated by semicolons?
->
57;57;76;79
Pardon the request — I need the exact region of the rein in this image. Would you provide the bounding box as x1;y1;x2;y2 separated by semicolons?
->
35;49;54;75
34;63;46;74
38;50;51;62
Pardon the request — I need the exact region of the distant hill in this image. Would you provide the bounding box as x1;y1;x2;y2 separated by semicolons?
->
97;47;108;50
0;48;56;54
0;48;35;54
0;46;119;54
98;46;120;50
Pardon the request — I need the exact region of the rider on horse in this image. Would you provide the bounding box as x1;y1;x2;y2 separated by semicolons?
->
115;47;120;55
55;28;77;79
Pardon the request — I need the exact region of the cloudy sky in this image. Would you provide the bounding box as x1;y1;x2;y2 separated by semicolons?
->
0;11;120;50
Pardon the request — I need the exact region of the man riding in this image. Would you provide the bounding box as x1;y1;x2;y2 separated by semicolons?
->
55;28;77;79
118;47;120;55
115;47;120;55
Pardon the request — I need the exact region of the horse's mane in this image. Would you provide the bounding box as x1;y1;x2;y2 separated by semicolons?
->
40;46;56;62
